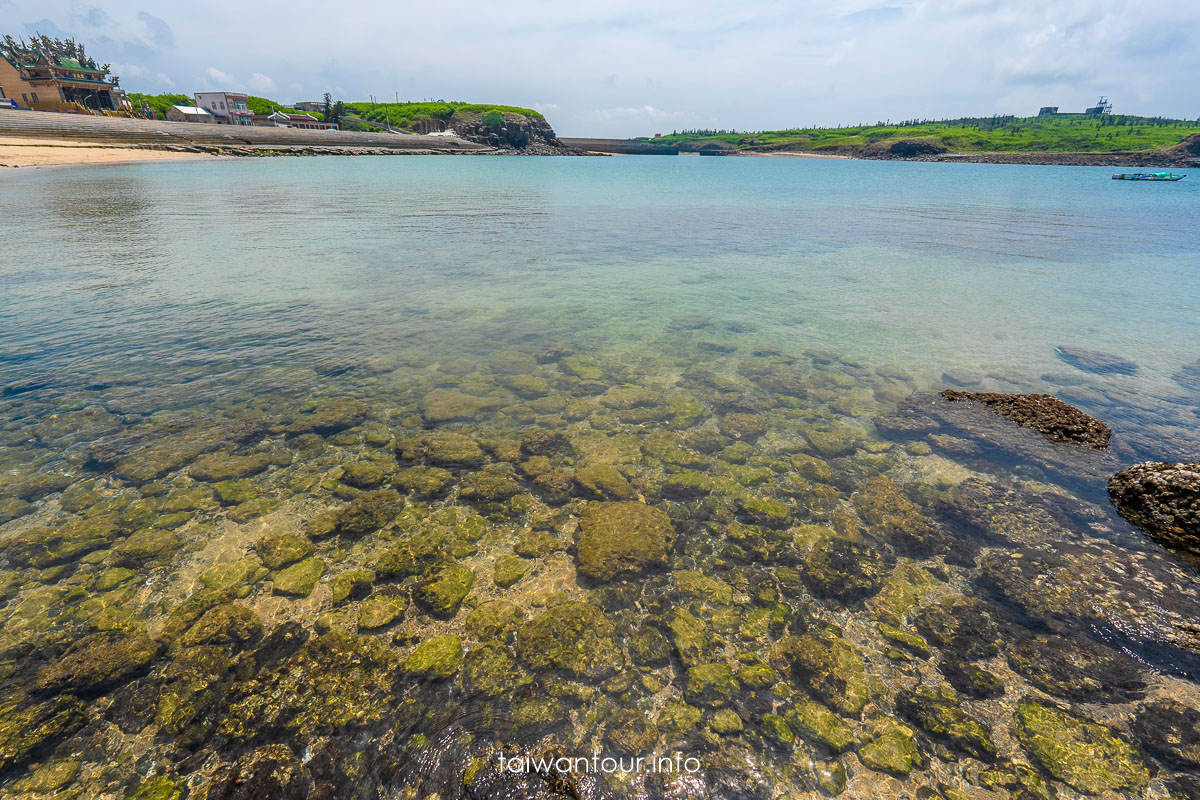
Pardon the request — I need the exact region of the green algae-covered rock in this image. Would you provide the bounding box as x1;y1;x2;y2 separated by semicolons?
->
762;713;796;748
859;725;920;777
404;634;463;679
786;700;856;753
124;775;181;800
10;758;80;795
336;488;403;535
941;659;1005;699
668;607;716;668
574;464;632;500
272;557;326;597
719;412;769;441
657;699;703;740
357;587;407;629
227;496;282;522
461;469;522;503
738;496;791;528
778;632;870;716
737;663;779;689
1014;701;1148;794
805;425;866;458
420;389;495;424
897;686;996;761
877;622;931;657
413;564;475;618
803;537;891;601
95;567;137;591
221;630;397;739
493;554;529;588
341;459;389;489
282;397;368;435
213;479;258;505
397;432;487;468
1006;633;1145;703
330;569;374;604
515;601;624;680
853;475;948;556
113;528;182;567
189;451;272;482
630;626;672;667
200;558;267;591
576;501;675;583
461;642;530;696
814;758;848;797
674;570;734;607
255;531;314;570
465;599;526;641
392;466;454;497
182;604;263;650
514;527;566;558
37;630;161;693
710;708;744;735
684;663;738;708
0;694;85;774
607;708;660;753
979;763;1056;800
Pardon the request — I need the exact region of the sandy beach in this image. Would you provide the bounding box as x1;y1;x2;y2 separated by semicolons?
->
0;136;214;168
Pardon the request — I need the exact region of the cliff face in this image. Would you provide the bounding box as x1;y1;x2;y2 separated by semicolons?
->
446;112;576;154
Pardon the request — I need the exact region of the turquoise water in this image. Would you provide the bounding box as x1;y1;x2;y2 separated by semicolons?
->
1;156;1199;799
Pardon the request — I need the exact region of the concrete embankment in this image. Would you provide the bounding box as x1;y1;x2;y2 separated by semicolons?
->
0;110;494;158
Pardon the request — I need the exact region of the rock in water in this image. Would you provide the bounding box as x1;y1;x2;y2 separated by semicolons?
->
575;501;675;582
1108;462;1200;554
940;390;1111;449
1055;345;1138;375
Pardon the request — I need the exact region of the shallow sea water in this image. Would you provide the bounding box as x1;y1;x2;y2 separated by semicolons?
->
0;155;1199;800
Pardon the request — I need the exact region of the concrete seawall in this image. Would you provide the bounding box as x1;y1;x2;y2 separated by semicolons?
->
0;110;492;154
560;137;680;155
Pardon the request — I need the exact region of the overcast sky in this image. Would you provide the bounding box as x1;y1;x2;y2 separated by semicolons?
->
3;0;1197;137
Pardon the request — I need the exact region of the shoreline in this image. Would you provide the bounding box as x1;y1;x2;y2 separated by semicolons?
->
0;137;217;169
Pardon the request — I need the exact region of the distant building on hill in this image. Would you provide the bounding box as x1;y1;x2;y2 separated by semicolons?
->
167;104;217;123
249;110;336;130
294;100;326;113
0;33;129;112
1038;106;1059;116
194;91;253;125
1084;96;1113;115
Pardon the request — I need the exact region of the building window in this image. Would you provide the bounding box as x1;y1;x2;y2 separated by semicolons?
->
30;93;37;102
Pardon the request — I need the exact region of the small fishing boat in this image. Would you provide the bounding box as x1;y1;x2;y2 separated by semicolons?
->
1112;172;1186;181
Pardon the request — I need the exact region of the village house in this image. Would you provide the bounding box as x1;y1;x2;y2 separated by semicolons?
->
293;101;326;113
193;91;253;125
0;34;129;112
249;110;336;130
166;104;217;123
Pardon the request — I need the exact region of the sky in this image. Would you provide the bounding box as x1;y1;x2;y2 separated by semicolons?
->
3;0;1198;137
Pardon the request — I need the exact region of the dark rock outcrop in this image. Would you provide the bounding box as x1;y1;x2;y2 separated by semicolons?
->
446;111;576;154
887;139;947;157
940;390;1112;449
1108;462;1200;555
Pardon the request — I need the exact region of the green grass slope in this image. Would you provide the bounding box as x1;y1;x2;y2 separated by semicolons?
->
345;101;543;133
640;114;1200;155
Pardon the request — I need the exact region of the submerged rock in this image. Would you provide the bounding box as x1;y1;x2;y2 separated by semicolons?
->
515;601;624;680
1055;345;1138;375
37;630;161;694
336;488;403;535
775;631;869;716
207;744;312;800
0;694;85;775
1006;633;1145;703
255;531;314;570
460;642;529;697
858;722;921;777
940;390;1112;449
413;564;474;618
404;634;463;679
281;397;368;436
272;557;326;597
802;536;892;602
575;501;675;583
420;389;498;424
1014;700;1148;794
397;432;487;468
1108;462;1200;555
1132;699;1200;768
896;686;996;761
465;600;526;641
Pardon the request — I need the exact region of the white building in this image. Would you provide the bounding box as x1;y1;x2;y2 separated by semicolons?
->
193;91;252;125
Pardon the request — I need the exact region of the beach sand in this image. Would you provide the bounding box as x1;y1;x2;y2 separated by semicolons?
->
0;136;213;168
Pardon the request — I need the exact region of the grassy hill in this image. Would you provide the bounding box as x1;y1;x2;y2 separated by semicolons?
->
344;101;543;133
640;114;1200;155
128;93;314;120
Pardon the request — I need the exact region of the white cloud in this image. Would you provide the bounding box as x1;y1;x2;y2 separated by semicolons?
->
247;72;277;93
204;66;237;89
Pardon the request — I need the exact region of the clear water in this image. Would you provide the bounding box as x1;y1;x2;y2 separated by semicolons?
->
1;156;1199;799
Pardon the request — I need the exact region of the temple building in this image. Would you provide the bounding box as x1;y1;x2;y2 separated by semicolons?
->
0;34;129;112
